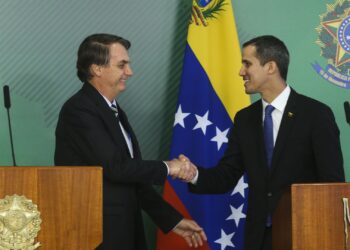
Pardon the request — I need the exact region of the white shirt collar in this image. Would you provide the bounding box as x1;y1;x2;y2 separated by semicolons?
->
101;94;117;107
262;85;291;113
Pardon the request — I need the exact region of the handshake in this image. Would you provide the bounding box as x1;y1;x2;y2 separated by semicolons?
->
165;154;197;182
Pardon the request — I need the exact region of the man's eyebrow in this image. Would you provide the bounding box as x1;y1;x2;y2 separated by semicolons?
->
118;59;130;64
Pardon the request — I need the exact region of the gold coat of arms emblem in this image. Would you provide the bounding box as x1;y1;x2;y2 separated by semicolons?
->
0;195;41;250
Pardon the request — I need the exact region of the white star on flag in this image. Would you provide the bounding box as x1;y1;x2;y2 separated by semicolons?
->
214;229;235;250
211;127;229;150
231;176;248;198
173;105;190;128
226;204;246;227
193;110;212;135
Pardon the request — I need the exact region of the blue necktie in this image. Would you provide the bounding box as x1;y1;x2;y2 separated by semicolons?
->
264;105;275;227
264;105;275;168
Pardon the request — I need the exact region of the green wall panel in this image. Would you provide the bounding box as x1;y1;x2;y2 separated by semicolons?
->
0;1;349;249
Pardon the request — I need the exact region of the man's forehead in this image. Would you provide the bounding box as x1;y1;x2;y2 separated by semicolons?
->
109;43;130;60
242;45;257;58
243;45;256;53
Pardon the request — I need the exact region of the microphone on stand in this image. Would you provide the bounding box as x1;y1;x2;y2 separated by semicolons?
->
3;85;17;166
345;101;350;126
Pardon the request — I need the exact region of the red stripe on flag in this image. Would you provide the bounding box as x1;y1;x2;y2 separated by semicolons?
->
156;181;210;250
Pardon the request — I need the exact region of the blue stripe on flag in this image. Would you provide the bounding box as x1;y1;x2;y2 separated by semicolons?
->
168;44;247;249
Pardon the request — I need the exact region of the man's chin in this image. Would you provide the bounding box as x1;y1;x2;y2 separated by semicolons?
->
117;84;127;93
244;88;253;95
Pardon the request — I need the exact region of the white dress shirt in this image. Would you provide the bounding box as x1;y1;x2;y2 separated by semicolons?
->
101;95;134;158
262;85;291;145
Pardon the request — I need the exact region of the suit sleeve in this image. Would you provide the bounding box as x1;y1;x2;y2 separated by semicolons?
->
189;113;245;194
55;100;168;185
311;104;345;181
138;184;183;233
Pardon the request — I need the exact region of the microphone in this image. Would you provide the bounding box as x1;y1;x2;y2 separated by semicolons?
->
3;85;10;108
3;85;17;166
345;101;350;126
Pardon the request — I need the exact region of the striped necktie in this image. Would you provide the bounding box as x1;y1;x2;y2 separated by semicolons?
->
110;104;119;119
110;103;134;158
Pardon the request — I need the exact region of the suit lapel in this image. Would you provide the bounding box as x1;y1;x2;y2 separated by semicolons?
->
249;101;270;175
81;83;132;156
117;106;142;159
271;89;298;172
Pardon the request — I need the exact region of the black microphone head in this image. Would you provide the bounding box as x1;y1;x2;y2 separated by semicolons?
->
344;101;350;125
3;85;11;109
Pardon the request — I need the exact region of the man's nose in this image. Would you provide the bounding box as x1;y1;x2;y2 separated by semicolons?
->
239;67;245;76
125;65;133;76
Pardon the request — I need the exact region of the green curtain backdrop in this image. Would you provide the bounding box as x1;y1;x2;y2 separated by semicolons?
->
0;0;349;249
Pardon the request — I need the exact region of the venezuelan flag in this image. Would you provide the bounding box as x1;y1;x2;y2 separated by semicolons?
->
157;0;250;249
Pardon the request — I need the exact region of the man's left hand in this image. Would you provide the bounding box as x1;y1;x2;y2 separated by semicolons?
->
172;218;207;248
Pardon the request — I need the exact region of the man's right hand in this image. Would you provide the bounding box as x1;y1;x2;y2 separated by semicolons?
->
165;155;198;182
166;158;197;182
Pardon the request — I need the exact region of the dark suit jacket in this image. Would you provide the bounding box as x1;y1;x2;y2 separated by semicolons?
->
55;83;182;250
190;89;344;250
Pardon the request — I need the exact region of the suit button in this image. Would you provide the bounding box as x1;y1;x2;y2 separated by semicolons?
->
267;192;272;197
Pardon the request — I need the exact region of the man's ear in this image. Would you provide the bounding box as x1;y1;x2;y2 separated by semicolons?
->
266;61;278;75
90;64;102;77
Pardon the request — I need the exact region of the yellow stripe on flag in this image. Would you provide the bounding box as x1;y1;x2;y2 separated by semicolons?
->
187;0;250;119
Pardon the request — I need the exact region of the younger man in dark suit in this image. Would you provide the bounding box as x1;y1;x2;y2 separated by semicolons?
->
180;35;345;250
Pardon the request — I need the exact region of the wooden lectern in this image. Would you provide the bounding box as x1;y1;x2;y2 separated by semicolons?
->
0;166;103;250
272;183;350;250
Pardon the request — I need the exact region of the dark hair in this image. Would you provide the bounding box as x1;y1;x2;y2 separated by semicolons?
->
243;35;289;80
76;33;131;82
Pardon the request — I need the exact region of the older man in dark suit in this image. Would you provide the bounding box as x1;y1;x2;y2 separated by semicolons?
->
55;33;206;250
180;35;345;250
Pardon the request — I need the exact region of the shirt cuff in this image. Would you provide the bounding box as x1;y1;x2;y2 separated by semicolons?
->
190;169;199;184
163;161;170;176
